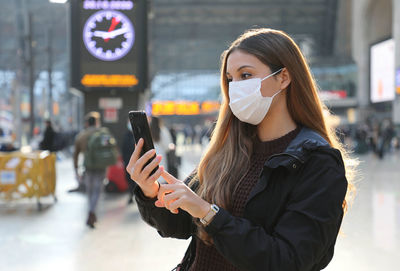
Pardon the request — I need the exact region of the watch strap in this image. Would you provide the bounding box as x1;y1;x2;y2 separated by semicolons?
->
200;204;219;226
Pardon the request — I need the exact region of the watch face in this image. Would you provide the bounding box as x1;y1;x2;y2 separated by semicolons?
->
83;10;135;61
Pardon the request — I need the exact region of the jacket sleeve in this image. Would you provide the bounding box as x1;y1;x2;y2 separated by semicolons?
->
134;171;198;240
204;151;348;271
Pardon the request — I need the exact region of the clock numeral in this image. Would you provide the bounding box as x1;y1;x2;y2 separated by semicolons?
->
122;42;129;48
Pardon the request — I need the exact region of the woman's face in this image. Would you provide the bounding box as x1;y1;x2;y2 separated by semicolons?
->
226;49;282;98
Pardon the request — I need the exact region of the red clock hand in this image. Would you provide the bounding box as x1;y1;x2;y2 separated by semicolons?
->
105;17;120;42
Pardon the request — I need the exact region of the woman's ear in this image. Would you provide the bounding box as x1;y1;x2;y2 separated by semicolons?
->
279;68;291;90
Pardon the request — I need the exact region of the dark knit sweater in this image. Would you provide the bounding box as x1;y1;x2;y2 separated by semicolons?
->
189;127;301;271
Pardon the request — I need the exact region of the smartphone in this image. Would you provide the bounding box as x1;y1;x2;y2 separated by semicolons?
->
128;111;159;176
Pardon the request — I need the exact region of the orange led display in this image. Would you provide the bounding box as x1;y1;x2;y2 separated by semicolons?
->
201;101;220;113
151;101;220;116
81;74;139;87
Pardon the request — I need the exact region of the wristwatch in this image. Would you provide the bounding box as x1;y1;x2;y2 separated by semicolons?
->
200;204;219;226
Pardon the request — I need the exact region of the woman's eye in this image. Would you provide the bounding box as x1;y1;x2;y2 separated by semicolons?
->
241;73;252;80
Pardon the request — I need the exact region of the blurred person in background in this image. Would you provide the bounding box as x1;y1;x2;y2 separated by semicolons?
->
71;112;102;193
149;116;180;177
149;116;173;170
122;118;136;204
73;111;117;228
169;125;177;145
377;118;395;159
184;124;194;145
127;28;357;271
39;120;55;152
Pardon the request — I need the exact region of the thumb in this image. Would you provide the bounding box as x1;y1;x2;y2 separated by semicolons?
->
161;170;178;184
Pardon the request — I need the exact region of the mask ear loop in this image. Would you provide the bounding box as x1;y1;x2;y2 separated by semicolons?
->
261;68;284;81
271;89;284;99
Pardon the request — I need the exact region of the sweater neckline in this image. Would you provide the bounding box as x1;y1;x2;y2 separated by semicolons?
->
253;126;301;155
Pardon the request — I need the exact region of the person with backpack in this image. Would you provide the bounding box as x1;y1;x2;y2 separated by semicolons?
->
73;111;118;228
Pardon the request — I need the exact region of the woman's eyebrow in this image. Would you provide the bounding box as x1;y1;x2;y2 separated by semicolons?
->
237;65;254;71
226;65;255;75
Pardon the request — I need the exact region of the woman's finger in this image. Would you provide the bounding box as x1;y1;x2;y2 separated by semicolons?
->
146;166;163;184
141;155;162;179
154;198;179;214
157;183;182;202
126;138;143;172
169;198;184;213
163;190;182;206
133;149;156;180
161;170;179;184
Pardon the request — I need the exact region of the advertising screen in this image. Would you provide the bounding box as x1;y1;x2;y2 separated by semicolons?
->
370;38;395;103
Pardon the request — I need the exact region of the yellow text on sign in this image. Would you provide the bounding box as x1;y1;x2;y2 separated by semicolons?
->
151;101;220;116
81;74;139;87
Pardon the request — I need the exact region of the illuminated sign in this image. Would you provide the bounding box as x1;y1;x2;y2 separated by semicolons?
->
99;97;123;109
83;0;134;10
370;38;395;103
319;90;347;100
81;74;138;87
71;0;147;90
201;101;220;113
396;68;400;95
151;101;220;116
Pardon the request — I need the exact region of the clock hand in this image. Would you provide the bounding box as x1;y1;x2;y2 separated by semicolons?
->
105;17;120;42
93;31;109;39
102;28;130;39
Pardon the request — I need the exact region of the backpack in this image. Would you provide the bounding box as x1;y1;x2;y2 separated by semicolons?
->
84;128;118;170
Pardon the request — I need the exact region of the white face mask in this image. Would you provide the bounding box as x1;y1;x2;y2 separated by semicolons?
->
228;68;283;125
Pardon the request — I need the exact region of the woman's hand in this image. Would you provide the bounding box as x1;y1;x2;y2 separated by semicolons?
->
126;138;163;198
155;170;211;219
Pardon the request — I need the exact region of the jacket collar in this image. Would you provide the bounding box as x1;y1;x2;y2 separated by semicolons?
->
264;127;330;172
247;127;333;205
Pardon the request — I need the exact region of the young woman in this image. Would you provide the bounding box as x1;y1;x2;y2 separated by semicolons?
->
126;28;356;271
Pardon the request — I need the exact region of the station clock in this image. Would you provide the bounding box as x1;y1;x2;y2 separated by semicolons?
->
83;10;135;61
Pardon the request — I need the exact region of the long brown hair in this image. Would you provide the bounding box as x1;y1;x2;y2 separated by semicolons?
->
193;28;356;243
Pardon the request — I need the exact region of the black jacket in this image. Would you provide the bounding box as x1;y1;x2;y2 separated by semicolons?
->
135;127;348;271
40;126;55;152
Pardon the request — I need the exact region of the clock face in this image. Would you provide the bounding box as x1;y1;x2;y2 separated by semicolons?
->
83;10;135;61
